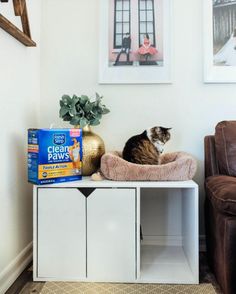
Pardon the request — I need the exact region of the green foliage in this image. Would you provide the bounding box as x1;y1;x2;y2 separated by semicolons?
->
59;93;110;128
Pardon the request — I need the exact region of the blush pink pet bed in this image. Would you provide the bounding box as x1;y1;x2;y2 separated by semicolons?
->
100;151;197;181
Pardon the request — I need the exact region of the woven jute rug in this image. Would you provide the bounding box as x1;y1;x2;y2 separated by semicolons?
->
40;282;216;294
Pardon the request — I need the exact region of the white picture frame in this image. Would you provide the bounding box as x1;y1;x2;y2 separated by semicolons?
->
99;0;173;84
204;0;236;83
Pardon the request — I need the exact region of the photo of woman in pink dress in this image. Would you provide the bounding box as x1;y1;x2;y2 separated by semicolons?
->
138;34;158;64
108;0;164;68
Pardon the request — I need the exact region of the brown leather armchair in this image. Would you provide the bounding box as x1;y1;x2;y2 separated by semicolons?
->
205;121;236;294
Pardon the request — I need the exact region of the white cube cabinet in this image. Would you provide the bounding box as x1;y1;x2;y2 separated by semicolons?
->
34;186;136;282
33;179;199;284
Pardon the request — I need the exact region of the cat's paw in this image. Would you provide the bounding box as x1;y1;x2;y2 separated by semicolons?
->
91;172;104;181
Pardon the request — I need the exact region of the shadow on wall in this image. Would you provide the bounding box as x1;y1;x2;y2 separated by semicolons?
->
6;130;34;250
10;132;33;248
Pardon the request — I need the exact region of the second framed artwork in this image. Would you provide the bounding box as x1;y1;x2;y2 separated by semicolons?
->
204;0;236;83
99;0;172;84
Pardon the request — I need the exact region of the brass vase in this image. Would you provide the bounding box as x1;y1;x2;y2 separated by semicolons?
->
80;125;105;176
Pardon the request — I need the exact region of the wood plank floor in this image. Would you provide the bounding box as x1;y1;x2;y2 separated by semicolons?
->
5;253;222;294
5;264;44;294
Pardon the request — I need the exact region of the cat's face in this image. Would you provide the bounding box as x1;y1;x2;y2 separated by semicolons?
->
149;126;171;145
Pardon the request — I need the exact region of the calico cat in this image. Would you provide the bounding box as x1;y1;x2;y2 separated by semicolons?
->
122;126;171;165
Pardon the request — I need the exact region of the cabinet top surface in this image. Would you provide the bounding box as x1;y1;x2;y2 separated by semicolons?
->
34;177;198;189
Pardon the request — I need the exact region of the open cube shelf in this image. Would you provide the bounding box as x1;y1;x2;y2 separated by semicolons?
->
138;186;199;284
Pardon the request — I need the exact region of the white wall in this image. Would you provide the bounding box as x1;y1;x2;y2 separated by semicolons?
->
0;1;40;291
40;0;236;234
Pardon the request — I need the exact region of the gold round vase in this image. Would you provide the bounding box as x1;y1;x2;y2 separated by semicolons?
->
79;125;105;176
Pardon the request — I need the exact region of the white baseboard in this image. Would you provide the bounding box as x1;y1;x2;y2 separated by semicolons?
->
142;235;206;252
0;242;33;294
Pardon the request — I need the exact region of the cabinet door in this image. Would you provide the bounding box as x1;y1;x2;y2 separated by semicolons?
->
87;188;136;282
37;188;86;279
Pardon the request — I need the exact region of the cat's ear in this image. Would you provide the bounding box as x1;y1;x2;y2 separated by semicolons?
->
160;127;172;132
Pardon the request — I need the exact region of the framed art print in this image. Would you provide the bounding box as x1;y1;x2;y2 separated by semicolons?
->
204;0;236;83
99;0;172;84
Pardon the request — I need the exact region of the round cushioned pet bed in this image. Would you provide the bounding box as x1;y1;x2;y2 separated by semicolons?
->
100;151;197;181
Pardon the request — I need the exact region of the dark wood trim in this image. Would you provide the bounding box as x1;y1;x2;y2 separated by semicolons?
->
13;0;25;16
20;0;31;38
0;0;36;46
0;14;36;46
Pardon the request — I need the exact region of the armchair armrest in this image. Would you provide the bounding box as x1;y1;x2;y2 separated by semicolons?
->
204;136;219;178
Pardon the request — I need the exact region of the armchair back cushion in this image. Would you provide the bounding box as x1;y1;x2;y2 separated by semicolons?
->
215;121;236;177
205;175;236;216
